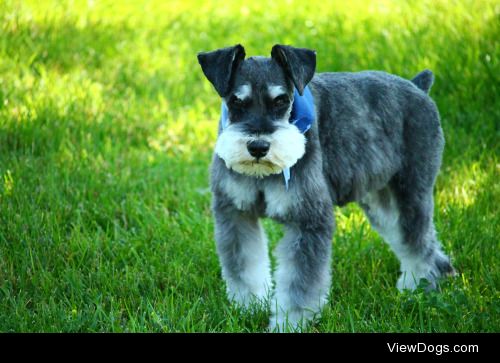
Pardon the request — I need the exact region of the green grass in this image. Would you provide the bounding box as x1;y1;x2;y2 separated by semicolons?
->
0;0;498;332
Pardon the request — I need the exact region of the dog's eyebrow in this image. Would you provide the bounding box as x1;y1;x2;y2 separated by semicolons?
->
267;85;287;99
234;84;252;99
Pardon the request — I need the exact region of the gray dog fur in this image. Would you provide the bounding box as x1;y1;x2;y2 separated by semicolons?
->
197;44;455;331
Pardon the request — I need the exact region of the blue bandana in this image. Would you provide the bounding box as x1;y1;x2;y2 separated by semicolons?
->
220;86;315;190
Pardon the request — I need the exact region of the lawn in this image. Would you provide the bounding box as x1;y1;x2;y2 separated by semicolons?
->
0;0;498;332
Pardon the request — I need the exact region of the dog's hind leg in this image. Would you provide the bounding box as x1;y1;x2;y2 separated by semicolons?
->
213;207;271;307
392;182;455;290
361;185;455;291
361;98;455;291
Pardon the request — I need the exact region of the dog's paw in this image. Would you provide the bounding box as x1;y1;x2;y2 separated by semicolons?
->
268;302;320;332
228;291;268;309
268;309;308;333
226;280;271;309
397;251;456;292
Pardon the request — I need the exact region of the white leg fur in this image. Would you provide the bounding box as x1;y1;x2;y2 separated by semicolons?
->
221;222;272;307
269;276;329;332
269;228;331;332
361;189;438;291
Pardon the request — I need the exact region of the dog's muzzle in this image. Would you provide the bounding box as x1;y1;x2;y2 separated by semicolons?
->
215;124;306;178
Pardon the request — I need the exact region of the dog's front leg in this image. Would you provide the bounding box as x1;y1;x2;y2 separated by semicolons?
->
213;204;271;308
270;208;334;332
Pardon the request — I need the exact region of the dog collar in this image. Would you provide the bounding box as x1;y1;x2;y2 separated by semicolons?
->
219;86;315;190
283;86;315;189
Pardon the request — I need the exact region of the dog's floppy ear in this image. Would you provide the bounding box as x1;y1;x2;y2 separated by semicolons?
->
271;45;316;95
197;44;246;97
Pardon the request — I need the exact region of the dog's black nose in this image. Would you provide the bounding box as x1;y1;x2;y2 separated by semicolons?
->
247;140;270;158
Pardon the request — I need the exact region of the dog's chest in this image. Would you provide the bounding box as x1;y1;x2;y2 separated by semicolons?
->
220;176;295;218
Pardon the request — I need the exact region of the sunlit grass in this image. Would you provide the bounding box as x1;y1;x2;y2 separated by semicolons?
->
0;0;498;332
437;162;492;208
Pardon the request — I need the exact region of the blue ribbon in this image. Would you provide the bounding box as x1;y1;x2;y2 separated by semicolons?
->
220;86;315;190
283;86;315;189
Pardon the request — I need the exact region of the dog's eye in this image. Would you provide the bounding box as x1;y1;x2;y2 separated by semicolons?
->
273;95;289;108
230;96;246;108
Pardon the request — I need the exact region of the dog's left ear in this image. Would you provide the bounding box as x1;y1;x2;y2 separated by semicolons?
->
271;44;316;95
197;44;246;97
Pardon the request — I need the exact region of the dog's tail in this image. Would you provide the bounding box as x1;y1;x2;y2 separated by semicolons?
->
411;69;434;94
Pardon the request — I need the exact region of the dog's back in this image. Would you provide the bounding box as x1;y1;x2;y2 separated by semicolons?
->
309;70;443;206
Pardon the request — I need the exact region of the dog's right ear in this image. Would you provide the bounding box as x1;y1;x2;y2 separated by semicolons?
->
197;44;246;97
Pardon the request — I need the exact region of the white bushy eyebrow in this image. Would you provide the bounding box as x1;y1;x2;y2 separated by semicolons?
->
234;84;252;99
267;85;287;99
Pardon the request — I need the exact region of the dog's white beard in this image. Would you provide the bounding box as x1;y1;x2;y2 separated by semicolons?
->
215;124;306;178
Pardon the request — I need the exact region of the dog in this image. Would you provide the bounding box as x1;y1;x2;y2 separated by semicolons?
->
197;44;455;331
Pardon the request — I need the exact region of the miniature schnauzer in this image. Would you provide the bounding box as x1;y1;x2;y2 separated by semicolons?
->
197;44;455;331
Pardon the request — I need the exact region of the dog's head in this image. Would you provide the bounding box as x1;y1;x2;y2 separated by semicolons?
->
198;44;316;177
